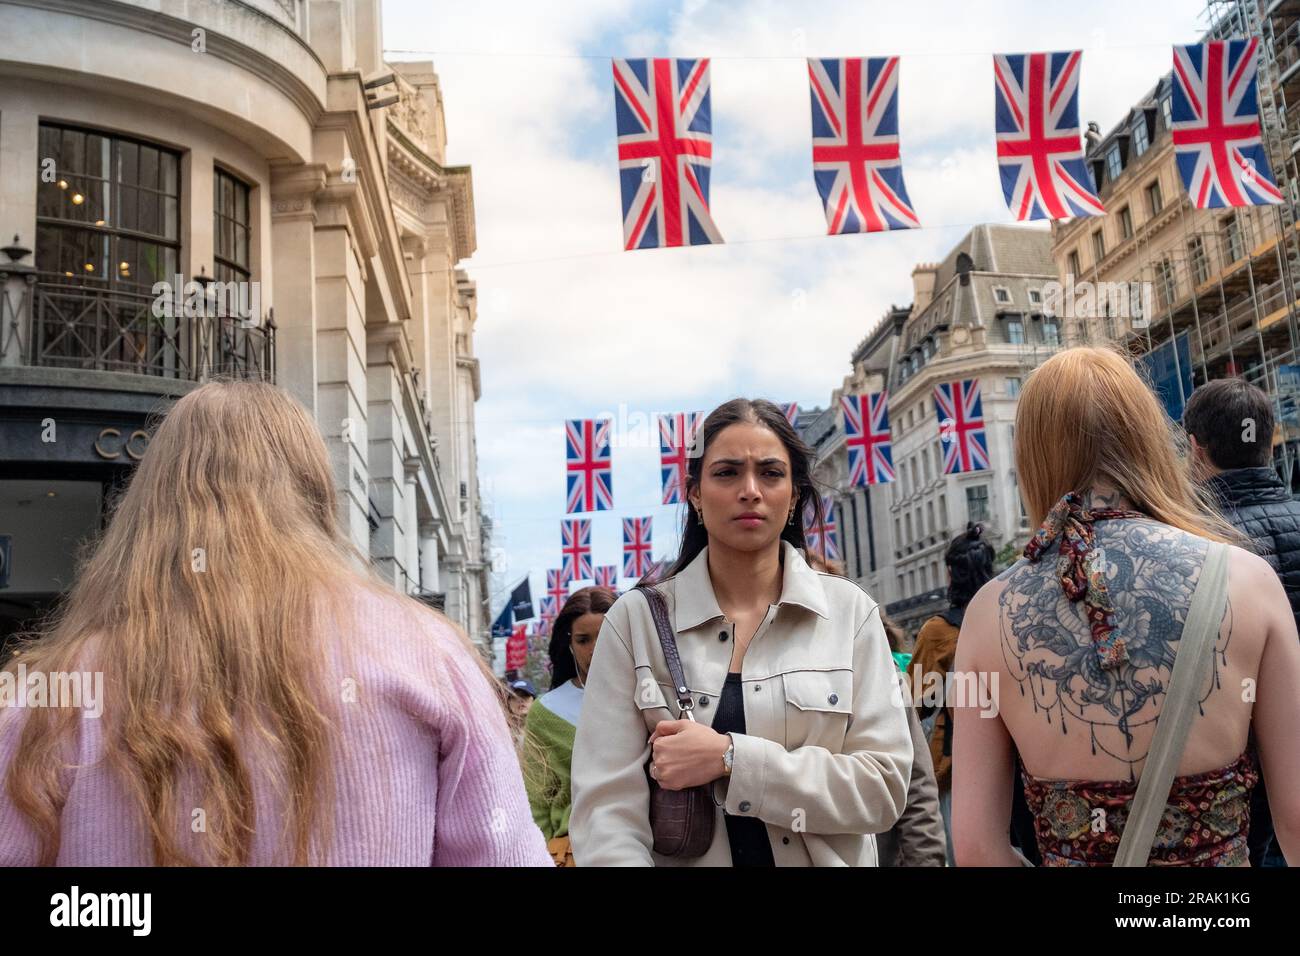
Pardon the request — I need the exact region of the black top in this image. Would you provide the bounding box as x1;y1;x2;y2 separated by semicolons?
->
1204;466;1298;869
1207;467;1300;624
712;672;775;867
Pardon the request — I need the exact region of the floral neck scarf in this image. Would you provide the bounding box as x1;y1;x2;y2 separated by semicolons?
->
1022;491;1145;670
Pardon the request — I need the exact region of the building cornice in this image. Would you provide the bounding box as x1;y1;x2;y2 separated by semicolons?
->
6;0;329;126
385;122;477;263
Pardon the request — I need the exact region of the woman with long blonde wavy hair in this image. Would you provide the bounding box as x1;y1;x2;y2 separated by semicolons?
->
952;346;1300;866
0;381;551;867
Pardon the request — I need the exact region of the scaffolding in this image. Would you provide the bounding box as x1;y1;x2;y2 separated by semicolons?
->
1044;0;1300;487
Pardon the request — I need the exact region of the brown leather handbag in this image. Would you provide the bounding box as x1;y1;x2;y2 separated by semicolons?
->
637;584;716;859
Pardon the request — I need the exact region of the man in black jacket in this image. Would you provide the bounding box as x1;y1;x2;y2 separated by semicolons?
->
1184;377;1298;867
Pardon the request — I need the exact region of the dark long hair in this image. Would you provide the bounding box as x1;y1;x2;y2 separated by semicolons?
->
547;586;617;689
945;522;995;610
666;398;822;578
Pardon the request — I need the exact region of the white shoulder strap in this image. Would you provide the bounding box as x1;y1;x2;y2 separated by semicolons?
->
1113;540;1229;867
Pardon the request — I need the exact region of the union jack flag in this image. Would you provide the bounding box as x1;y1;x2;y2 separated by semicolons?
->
561;519;594;582
803;495;841;562
842;392;894;486
540;595;558;621
658;411;704;505
594;565;620;590
994;51;1104;220
623;516;654;578
613;58;723;250
565;418;613;514
546;570;568;607
934;379;990;474
808;57;920;233
783;402;800;426
1171;40;1283;208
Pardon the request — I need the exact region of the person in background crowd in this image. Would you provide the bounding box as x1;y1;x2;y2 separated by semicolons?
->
570;398;911;866
805;551;946;866
1183;377;1300;867
508;679;537;718
879;614;948;866
521;586;616;867
907;523;995;865
0;381;551;867
954;347;1300;866
506;679;537;749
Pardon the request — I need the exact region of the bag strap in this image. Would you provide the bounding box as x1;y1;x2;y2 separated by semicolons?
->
1113;540;1229;867
636;585;697;722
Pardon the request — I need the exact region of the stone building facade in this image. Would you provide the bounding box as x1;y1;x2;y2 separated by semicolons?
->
0;0;493;654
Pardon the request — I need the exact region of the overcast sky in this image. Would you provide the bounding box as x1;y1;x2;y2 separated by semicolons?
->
381;0;1208;616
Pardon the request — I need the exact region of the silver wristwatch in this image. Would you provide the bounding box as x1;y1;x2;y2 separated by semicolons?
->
722;736;734;776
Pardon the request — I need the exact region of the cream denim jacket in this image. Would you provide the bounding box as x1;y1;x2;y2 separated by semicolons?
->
570;541;912;866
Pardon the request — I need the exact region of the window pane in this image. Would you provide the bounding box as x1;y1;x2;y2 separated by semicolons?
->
37;176;61;219
61;129;84;175
137;188;161;236
163;197;179;241
118;185;139;232
136;242;170;288
35;223;60;273
117;141;138;188
139;145;159;191
161;152;179;196
39;125;59;168
85;134;108;179
116;236;138;286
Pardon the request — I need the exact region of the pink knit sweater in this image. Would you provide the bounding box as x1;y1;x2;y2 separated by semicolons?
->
0;587;552;867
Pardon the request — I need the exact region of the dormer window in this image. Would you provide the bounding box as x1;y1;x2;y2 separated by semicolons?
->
1106;143;1123;181
1132;113;1150;157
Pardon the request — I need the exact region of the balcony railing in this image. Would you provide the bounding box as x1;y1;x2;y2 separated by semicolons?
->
19;274;274;382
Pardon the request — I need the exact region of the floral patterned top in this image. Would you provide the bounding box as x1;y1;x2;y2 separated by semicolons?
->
1020;752;1258;866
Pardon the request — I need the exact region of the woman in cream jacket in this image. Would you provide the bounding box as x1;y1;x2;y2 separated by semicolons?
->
570;398;912;866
